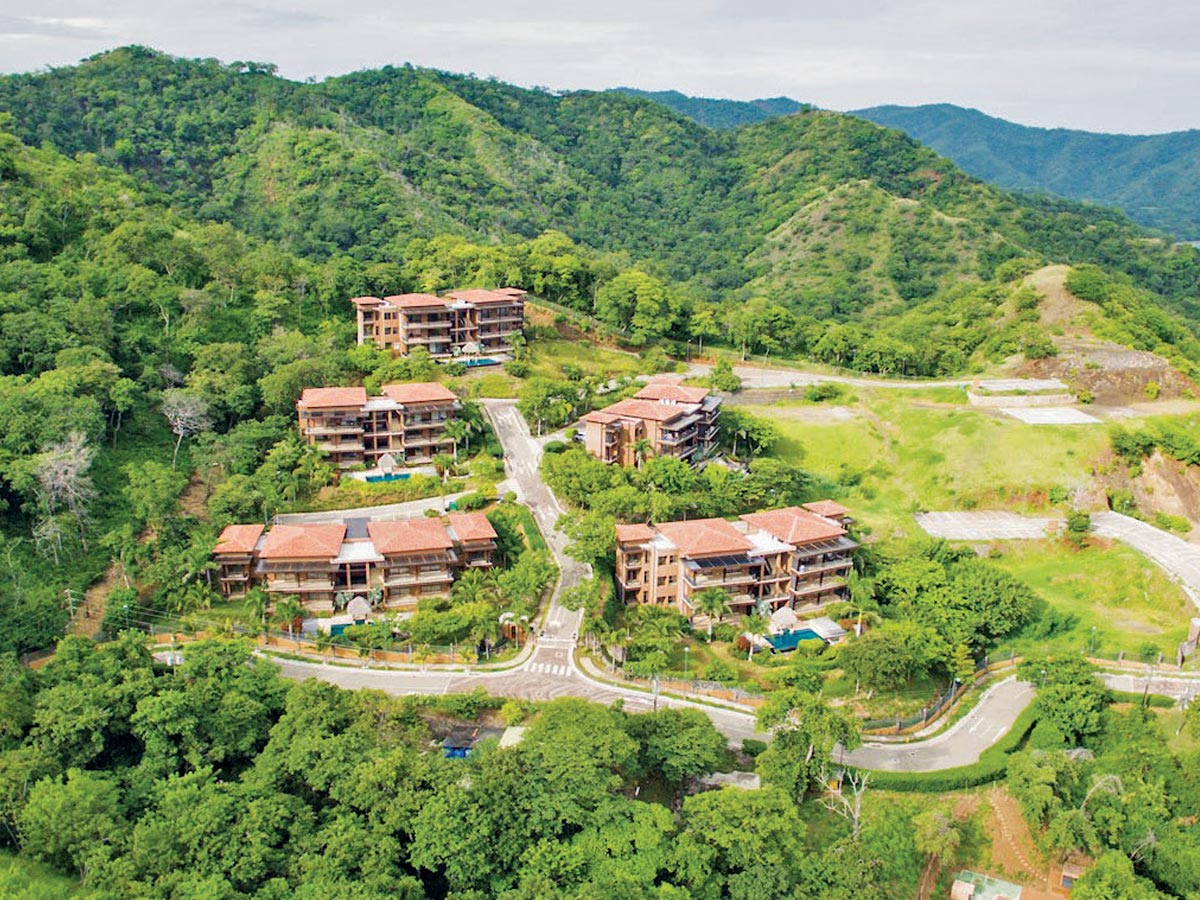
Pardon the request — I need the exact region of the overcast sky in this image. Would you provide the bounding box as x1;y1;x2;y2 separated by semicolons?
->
1;1;1197;134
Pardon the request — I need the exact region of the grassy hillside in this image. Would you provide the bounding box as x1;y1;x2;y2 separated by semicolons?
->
854;103;1200;240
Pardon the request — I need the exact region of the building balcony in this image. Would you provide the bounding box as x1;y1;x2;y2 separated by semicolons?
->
266;578;334;593
792;577;848;598
384;570;454;587
790;558;853;577
315;440;366;453
685;570;758;589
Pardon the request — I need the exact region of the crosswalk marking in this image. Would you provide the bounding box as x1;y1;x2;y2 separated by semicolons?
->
527;662;571;677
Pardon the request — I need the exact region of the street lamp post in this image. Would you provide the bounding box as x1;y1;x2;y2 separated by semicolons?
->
683;645;690;678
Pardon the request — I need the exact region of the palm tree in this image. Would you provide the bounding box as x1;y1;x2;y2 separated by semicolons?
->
693;587;732;639
444;419;471;464
242;586;270;637
314;629;334;663
272;596;306;639
633;437;654;469
742;612;769;662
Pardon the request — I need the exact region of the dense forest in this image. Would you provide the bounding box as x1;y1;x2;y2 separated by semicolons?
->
854;103;1200;240
4;636;1200;898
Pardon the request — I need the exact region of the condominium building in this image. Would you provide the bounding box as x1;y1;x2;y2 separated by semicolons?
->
296;382;460;470
580;382;721;467
212;512;497;613
351;287;526;358
614;504;857;618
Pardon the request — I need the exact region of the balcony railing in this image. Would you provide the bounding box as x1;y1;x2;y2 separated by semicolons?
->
384;570;454;586
792;577;848;598
685;570;757;589
790;558;853;577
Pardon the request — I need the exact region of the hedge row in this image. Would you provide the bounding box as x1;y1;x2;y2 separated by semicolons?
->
857;704;1041;793
1108;690;1176;709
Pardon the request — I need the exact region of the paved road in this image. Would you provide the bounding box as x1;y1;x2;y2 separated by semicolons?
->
266;408;1199;772
683;362;1064;393
846;678;1035;772
274;491;473;524
916;511;1060;541
1092;511;1200;606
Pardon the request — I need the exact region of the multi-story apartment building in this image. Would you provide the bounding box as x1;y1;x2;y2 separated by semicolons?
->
212;512;497;613
614;504;857;619
296;382;460;470
580;382;721;467
351;287;525;358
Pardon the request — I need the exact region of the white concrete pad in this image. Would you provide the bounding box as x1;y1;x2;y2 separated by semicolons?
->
976;378;1068;393
1000;406;1101;425
916;511;1059;541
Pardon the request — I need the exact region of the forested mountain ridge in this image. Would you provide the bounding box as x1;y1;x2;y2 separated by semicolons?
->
611;87;806;130
853;103;1200;241
1;45;1199;376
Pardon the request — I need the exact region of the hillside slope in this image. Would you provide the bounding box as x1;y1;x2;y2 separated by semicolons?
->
853;103;1200;240
0;47;1198;377
611;88;805;130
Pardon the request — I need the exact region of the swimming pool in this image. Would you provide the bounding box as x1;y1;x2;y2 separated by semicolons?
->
767;628;825;652
462;358;499;368
365;472;411;483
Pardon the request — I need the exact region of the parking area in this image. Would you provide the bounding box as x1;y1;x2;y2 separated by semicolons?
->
999;407;1101;425
915;511;1060;541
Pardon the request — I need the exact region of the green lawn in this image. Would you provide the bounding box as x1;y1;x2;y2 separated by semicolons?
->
742;389;1109;538
989;539;1193;660
527;338;644;381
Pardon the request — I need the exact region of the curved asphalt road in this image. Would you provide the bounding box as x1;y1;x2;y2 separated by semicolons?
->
271;397;1199;772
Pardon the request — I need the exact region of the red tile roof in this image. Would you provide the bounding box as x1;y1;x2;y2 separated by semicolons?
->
494;287;527;298
581;410;621;425
367;519;453;555
298;386;368;409
615;523;655;543
259;524;347;560
634;383;710;404
214;524;264;555
802;500;852;519
656;518;752;557
381;382;458;404
350;296;383;306
384;293;447;309
740;507;846;546
446;288;517;305
445;512;498;543
596;398;686;423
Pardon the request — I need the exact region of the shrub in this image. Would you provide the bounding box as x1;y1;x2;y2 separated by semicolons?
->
704;658;737;684
1144;381;1160;399
543;440;568;454
1154;511;1191;534
803;382;844;403
454;492;491;512
742;738;768;758
1137;641;1161;663
443;361;467;376
503;360;530;378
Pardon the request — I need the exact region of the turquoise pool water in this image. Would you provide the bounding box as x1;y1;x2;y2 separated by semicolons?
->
365;472;411;483
767;628;824;652
463;358;499;368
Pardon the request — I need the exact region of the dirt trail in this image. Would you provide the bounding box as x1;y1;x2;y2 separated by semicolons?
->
70;563;122;638
179;473;210;520
986;788;1059;899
